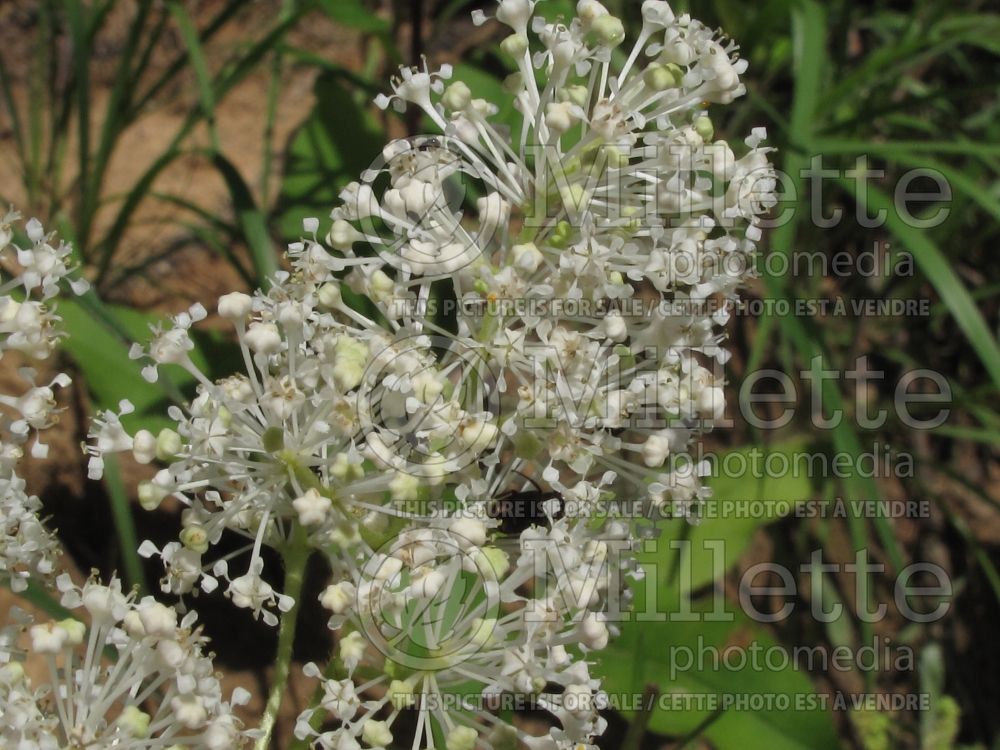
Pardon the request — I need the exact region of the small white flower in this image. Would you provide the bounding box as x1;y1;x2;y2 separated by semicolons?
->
293;488;332;526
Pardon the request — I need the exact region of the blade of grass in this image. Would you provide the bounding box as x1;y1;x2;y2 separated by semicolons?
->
142;193;254;286
131;0;248;115
819;17;1000;117
85;0;154;258
25;1;51;207
97;10;304;277
811;137;1000;160
929;424;1000;446
69;289;187;405
168;1;221;151
760;3;909;681
834;176;1000;390
13;579;75;621
65;0;92;240
102;454;147;594
931;492;1000;603
260;0;296;207
0;61;28;175
210;152;277;284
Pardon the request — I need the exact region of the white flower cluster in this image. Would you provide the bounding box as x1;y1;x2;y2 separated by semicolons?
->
295;0;769;747
0;211;87;592
297;513;634;750
88;268;509;624
0;216;247;748
331;0;774;522
0;575;249;749
85;1;771;747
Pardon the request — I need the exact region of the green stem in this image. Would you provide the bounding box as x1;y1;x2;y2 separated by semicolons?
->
286;656;347;750
254;521;310;750
622;683;660;750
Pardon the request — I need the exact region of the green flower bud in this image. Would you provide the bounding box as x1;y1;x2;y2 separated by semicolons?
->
502;72;524;94
138;480;168;511
155;428;182;462
317;282;342;309
591;15;625;47
180;525;209;554
643;61;679;90
262;426;285;453
549;220;573;248
694;115;714;141
559;84;589;108
442;81;472;112
118;706;151;737
57;618;86;646
500;33;528;58
446;726;479;750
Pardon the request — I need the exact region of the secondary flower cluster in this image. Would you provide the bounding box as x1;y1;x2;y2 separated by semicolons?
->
0;212;87;593
296;513;635;750
0;217;247;748
0;575;249;748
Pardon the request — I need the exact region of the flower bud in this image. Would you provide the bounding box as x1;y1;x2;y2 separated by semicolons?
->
218;292;253;320
442;81;472;112
327;218;362;250
694;115;714;141
58;618;86;646
118;705;152;737
450;517;487;548
156;428;183;462
320;582;356;614
643;61;680;90
446;726;479;750
511;242;543;273
642;433;671;467
245;322;282;354
591;15;625;46
389;678;417;709
500;33;529;58
180;525;210;554
292;488;331;526
545;102;576;134
362;720;393;748
317;282;342;308
132;429;157;464
138;480;169;511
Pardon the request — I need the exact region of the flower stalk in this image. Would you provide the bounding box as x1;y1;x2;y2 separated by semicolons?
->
255;520;311;750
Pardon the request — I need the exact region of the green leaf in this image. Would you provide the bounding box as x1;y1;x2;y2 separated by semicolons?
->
679;441;814;593
168;2;220;150
275;72;384;240
835;176;1000;390
211;153;278;285
59;300;194;434
102;454;147;594
598;595;839;749
789;0;827;142
318;0;390;32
